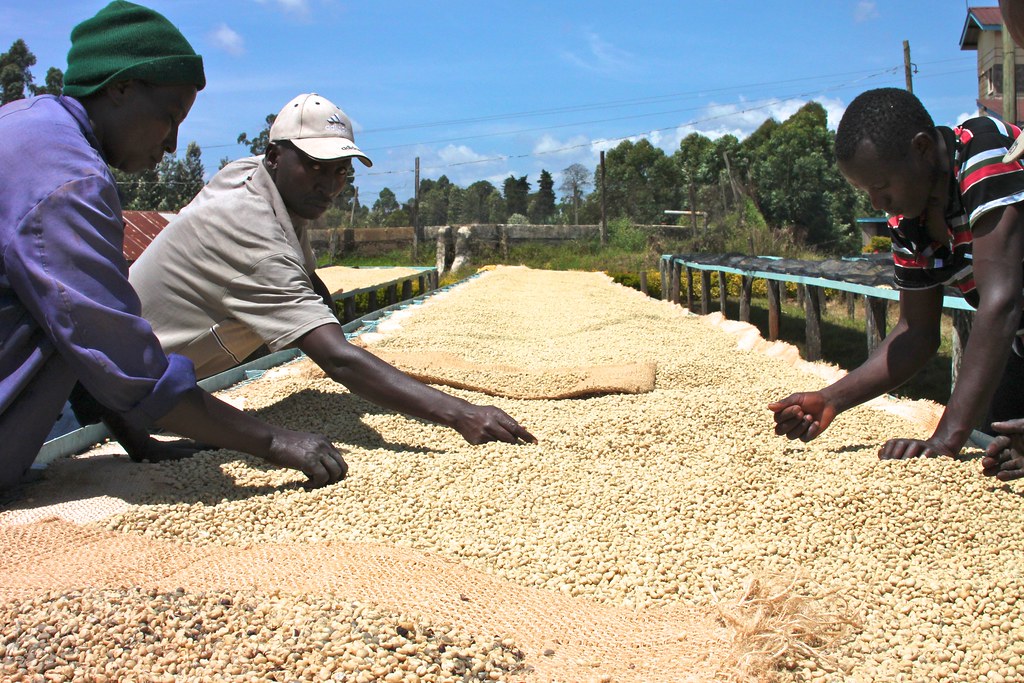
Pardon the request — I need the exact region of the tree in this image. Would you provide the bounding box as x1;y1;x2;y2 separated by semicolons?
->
674;133;716;231
159;142;205;211
559;163;591;225
448;185;467;224
743;102;866;250
237;114;277;155
110;142;206;211
599;139;682;224
502;175;530;219
463;181;500;223
417;176;453;226
1;39;64;104
370;187;400;225
34;66;63;96
529;169;556;224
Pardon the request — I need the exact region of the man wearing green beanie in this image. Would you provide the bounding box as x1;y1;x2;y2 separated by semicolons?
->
0;1;348;491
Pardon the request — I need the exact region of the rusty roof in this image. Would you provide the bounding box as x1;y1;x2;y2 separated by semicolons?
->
961;7;1003;49
122;210;171;262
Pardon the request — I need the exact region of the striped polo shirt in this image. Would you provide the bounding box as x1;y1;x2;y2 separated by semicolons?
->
889;117;1024;344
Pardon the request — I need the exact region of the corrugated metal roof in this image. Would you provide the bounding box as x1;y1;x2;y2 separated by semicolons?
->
122;210;170;262
961;7;1003;49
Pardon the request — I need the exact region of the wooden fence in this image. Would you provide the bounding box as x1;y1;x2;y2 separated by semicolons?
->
330;267;439;323
659;255;974;368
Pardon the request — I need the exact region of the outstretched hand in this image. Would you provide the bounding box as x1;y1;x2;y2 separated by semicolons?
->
877;437;958;460
264;430;349;489
768;392;837;442
982;419;1024;481
454;405;537;445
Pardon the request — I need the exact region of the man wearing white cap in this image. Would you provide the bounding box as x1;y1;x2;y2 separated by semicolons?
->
97;93;536;459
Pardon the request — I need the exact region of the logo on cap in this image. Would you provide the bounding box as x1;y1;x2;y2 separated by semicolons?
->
325;113;348;135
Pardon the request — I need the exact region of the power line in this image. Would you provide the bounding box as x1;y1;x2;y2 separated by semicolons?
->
359;60;974;135
194;58;974;156
359;66;909;178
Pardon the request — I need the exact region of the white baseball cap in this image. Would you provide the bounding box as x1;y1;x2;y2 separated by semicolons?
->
269;93;372;166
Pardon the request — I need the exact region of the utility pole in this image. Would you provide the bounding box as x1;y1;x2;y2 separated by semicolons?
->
599;150;607;247
349;186;358;226
1005;24;1018;125
412;157;420;260
903;40;914;93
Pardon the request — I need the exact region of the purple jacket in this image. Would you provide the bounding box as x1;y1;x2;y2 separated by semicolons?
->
0;95;196;476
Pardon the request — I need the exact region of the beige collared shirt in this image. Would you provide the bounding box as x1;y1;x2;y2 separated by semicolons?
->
130;156;339;379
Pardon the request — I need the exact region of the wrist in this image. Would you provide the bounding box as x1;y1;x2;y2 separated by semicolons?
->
930;424;970;454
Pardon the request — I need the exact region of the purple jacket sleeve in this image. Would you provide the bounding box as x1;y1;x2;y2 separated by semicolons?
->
4;172;196;425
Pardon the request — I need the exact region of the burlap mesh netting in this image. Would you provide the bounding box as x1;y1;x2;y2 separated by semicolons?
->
316;350;657;400
3;266;1023;682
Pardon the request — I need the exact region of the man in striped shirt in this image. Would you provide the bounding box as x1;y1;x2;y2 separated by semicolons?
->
769;87;1024;480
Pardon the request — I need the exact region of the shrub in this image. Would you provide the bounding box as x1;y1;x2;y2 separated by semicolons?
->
863;235;892;254
608;217;647;251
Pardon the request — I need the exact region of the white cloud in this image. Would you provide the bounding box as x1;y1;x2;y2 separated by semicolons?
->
210;24;245;56
531;133;591;157
253;0;310;18
437;144;491;166
561;30;633;75
854;1;879;22
668;95;849;147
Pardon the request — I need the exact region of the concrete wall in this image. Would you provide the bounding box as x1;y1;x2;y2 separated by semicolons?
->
309;223;695;259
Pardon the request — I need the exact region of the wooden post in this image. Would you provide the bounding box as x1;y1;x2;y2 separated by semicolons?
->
803;284;822;362
1005;29;1017;125
639;270;648;296
660;259;668;300
951;310;974;391
903;39;914;94
846;291;856;319
401;279;413;301
499;224;510;260
700;270;711;315
387;283;398;305
328;229;339;262
767;280;781;341
368;289;379;312
688;266;696;313
342;296;356;324
670;261;681;304
418;274;427;296
717;271;728;316
599;150;607;247
739;275;752;323
865;296;887;355
412;157;420;260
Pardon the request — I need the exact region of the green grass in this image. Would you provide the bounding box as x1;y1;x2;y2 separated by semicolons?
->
327;240;954;405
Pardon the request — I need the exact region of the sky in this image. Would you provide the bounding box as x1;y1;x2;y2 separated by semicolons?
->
3;1;984;206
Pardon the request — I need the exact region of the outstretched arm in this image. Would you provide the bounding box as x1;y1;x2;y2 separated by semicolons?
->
297;323;536;445
155;386;348;488
908;205;1024;458
769;286;944;442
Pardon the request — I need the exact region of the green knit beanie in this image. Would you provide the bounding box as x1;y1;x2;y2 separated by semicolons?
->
63;0;205;98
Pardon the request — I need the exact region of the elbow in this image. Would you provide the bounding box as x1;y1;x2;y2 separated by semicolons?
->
976;290;1024;338
921;329;942;357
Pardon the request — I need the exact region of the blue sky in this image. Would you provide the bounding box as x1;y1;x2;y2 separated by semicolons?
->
4;1;982;205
